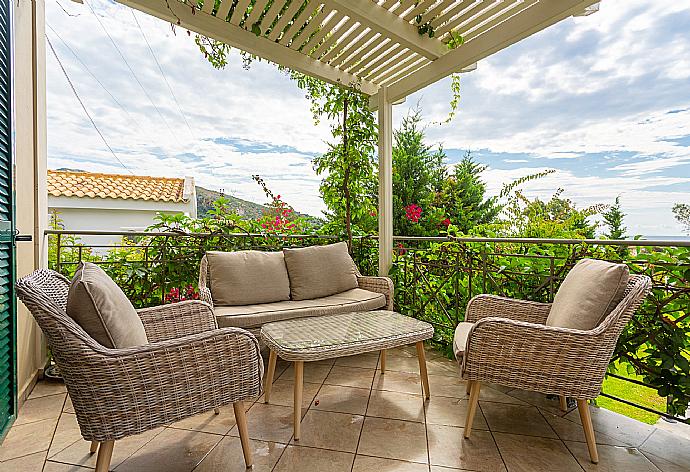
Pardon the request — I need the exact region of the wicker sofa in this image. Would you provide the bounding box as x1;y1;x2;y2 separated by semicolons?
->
198;242;393;337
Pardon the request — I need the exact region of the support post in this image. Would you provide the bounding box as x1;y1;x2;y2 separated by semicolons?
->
377;86;393;276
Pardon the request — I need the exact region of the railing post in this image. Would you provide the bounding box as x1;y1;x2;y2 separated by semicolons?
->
55;233;61;274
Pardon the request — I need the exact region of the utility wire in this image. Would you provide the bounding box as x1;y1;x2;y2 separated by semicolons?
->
131;9;196;141
47;35;134;174
46;22;141;128
84;0;182;147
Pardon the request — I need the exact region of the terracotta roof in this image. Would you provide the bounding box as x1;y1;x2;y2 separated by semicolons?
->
47;170;188;203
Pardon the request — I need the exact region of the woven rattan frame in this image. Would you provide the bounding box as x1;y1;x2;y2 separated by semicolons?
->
16;269;264;442
461;274;652;400
198;252;394;311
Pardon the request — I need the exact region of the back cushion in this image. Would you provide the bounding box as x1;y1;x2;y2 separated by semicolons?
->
546;258;629;331
67;262;148;348
283;242;358;300
207;250;290;306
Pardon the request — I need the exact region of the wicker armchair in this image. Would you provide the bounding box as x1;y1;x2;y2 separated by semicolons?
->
16;269;263;471
459;274;651;464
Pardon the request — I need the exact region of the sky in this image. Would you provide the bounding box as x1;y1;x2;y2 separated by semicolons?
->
45;0;690;236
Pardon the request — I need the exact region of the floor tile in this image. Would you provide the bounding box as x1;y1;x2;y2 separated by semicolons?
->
427;374;468;399
47;413;84;458
335;353;381;369
115;427;222;472
480;402;557;438
427;424;505;471
564;403;656;447
63;396;74;414
0;451;47;471
505;389;570;414
643;451;690;472
385;355;423;374
258;379;321;409
478;386;529;405
279;363;332;384
542;410;628;446
290;410;364;452
43;461;93;471
357;417;428;464
28;381;68;399
426;396;488;430
312;384;370;415
373;371;424;395
273;445;354;472
367;390;425;422
169;407;238;435
233;403;295;444
425;357;460;377
565;441;660;471
194;437;285;472
352;455;430;472
640;428;690;469
493;432;581;472
49;426;163;469
325;366;376;389
14;393;65;426
0;417;57;461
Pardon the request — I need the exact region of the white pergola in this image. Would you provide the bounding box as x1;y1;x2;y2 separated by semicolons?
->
112;0;599;275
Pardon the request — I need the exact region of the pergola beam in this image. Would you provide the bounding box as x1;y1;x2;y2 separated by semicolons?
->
117;0;379;95
369;0;600;108
324;0;447;60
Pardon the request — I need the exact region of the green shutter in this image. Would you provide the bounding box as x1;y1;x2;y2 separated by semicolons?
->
0;0;15;441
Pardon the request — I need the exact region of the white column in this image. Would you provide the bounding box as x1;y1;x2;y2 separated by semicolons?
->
377;86;393;276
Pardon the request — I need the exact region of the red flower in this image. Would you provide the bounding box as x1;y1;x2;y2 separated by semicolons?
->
441;218;451;227
404;204;422;223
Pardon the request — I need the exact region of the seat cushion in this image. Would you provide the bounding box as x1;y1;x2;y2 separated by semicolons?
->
546;258;629;331
452;322;474;361
207;250;290;306
283;242;358;300
214;288;386;329
66;262;148;348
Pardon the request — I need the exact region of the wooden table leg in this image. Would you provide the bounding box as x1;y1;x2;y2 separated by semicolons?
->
293;361;304;441
264;350;277;404
380;349;386;374
416;341;430;399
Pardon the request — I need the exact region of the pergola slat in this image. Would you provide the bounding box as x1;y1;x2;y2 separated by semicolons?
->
339;34;387;70
325;0;446;60
434;0;489;37
462;0;538;42
297;9;341;52
328;28;378;67
230;0;252;25
280;2;322;45
371;0;599;107
118;0;378;94
245;0;272;29
357;43;406;77
311;17;357;59
429;0;469;29
419;0;457;25
215;0;234;22
259;0;286;31
402;0;436;22
267;0;305;41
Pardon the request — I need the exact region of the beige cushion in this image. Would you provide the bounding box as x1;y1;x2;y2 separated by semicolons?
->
283;242;358;300
546;258;629;331
207;250;290;306
215;288;385;329
452;322;474;361
66;262;148;348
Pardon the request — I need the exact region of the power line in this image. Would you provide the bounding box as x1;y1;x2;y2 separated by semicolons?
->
84;0;182;146
47;35;134;174
46;22;141;127
131;9;195;140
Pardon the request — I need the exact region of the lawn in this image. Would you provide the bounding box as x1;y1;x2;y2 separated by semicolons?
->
597;362;665;425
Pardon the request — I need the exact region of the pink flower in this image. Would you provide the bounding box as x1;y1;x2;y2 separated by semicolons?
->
404;204;422;223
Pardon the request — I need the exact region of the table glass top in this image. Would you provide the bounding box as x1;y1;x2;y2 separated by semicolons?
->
260;310;433;351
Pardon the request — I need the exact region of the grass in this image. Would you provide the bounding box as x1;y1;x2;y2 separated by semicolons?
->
596;362;666;425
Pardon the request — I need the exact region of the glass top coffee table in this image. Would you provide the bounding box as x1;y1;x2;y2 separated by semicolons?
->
260;310;434;440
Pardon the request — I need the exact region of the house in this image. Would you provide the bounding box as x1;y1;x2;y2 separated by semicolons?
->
47;170;196;246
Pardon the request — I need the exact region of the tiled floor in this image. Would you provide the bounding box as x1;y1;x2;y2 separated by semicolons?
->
1;344;689;471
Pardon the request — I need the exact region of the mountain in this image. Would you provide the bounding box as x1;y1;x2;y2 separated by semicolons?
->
196;186;268;219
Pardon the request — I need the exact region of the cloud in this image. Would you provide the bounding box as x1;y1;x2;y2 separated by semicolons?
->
46;0;690;234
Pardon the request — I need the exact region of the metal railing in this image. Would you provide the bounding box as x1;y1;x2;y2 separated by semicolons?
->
46;229;690;422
